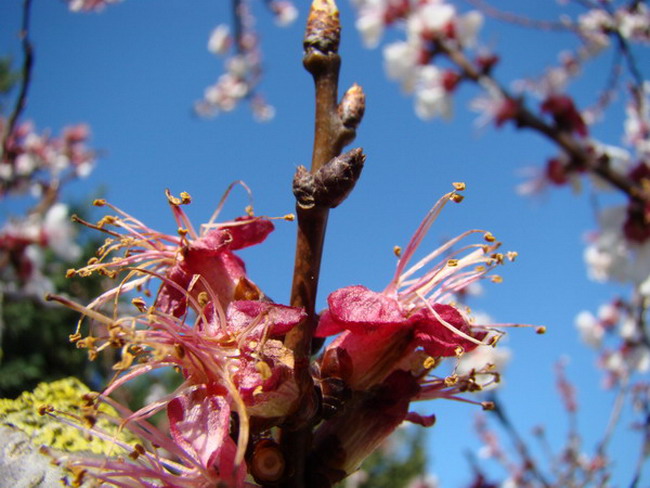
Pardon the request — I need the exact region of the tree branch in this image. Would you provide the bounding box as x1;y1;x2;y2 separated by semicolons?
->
2;0;34;159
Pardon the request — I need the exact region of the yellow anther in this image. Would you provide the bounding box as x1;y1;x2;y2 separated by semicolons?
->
423;356;436;369
93;199;106;207
444;375;458;386
447;259;459;267
37;404;54;416
256;361;272;380
131;297;147;312
491;275;503;283
197;292;209;308
451;193;464;203
284;214;295;221
178;228;189;236
484;232;496;242
507;251;518;261
180;192;192;204
394;245;402;257
452;182;466;191
536;326;547;334
66;269;76;278
245;205;254;216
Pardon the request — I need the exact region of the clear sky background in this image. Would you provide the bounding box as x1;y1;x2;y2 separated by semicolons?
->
0;1;646;486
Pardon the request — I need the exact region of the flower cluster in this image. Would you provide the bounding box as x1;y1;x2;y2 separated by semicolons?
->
43;183;521;486
0;119;95;198
0;202;81;298
353;0;484;119
304;186;524;482
66;0;122;12
576;296;650;388
195;0;298;121
47;188;307;486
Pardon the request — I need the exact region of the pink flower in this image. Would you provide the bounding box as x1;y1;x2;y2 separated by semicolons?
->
316;187;513;392
69;187;275;317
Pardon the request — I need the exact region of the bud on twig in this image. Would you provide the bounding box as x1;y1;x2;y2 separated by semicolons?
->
293;148;366;209
338;84;365;130
303;0;341;55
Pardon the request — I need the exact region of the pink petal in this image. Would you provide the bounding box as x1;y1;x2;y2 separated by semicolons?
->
315;285;406;337
414;303;486;357
227;301;306;337
221;217;274;250
167;386;231;469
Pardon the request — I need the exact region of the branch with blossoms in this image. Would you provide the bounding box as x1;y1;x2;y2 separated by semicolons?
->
28;1;540;487
194;0;298;121
65;0;298;121
0;0;98;300
349;0;649;483
470;361;646;487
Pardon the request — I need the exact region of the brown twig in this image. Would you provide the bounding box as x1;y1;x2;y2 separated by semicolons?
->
463;0;577;32
279;1;365;486
2;0;34;158
488;394;552;488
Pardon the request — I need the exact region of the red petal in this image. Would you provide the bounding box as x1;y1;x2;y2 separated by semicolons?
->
168;386;231;469
227;301;306;336
316;285;406;336
414;303;486;357
221;217;274;250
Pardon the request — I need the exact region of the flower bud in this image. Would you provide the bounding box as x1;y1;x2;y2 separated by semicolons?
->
293;148;366;209
338;83;366;130
303;0;341;55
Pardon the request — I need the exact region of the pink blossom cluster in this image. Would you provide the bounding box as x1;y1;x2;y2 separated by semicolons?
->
66;0;122;13
47;184;520;486
353;0;485;119
195;1;297;121
470;361;611;488
0;119;95;199
576;296;650;388
0;202;81;298
0;119;95;298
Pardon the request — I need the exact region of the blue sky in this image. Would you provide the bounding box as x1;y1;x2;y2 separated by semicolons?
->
0;0;646;486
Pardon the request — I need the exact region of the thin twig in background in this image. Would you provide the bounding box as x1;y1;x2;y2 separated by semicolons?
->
2;0;34;157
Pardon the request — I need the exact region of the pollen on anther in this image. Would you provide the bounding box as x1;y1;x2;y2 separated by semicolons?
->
535;326;547;334
394;246;402;257
284;214;295;221
197;291;209;307
452;182;466;191
180;192;192;204
484;232;496;242
447;259;459;267
93;199;106;207
451;193;464;203
423;356;436;369
491;275;503;283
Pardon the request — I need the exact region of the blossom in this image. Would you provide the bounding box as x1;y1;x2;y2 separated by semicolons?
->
0;120;95;198
584;205;650;285
45;184;306;486
208;24;231;56
316;188;511;385
68;187;274;318
0;203;81;297
414;66;456;120
66;0;122;12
